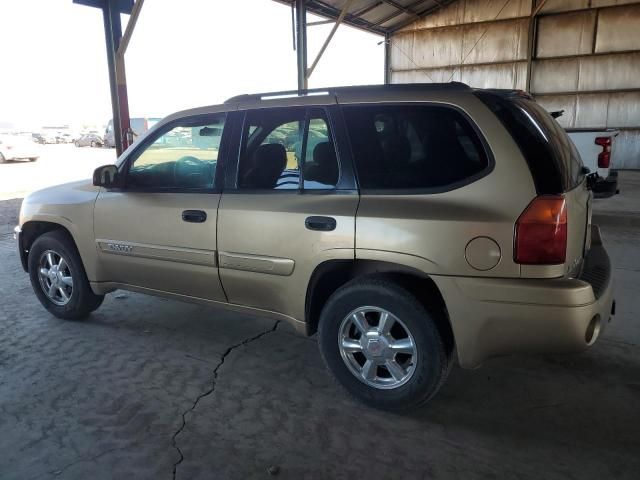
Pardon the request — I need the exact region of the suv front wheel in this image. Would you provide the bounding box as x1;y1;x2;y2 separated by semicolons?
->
318;277;450;411
28;230;104;320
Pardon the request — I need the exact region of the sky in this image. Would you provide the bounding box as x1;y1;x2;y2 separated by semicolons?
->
0;0;383;129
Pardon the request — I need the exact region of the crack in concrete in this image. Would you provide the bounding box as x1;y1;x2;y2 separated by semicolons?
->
28;446;127;480
171;320;280;480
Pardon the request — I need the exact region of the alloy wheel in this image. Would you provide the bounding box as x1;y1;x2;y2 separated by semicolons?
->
338;306;417;389
37;250;73;306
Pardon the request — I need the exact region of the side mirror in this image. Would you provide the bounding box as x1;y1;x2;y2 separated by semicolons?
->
93;164;122;188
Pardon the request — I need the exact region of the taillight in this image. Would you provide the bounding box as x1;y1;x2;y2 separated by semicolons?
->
595;136;611;168
515;196;567;265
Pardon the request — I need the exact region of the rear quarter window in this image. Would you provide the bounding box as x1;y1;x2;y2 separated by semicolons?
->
475;91;584;194
342;104;490;191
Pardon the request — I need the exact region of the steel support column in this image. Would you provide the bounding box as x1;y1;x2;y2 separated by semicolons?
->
76;0;133;156
295;0;308;91
102;3;124;155
384;34;391;84
107;2;131;155
526;0;548;93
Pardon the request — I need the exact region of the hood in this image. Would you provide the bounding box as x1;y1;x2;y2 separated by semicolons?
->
20;180;101;227
23;179;100;206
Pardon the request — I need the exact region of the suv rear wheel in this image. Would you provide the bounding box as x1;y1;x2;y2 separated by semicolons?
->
318;277;450;411
28;230;104;320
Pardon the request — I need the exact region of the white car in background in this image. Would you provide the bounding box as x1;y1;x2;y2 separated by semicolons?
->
0;134;39;163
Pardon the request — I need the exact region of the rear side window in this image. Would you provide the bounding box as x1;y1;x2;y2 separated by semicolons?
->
238;107;339;190
475;91;584;194
342;105;489;191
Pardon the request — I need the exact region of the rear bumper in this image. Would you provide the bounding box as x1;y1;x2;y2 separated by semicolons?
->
594;172;618;198
434;225;614;368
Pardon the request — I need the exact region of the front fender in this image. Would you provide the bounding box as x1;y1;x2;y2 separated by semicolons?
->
19;180;100;280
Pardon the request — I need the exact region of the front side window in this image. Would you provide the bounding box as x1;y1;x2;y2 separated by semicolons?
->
343;105;489;190
126;115;225;190
238;108;339;190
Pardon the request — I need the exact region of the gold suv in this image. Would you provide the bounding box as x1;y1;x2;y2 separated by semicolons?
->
16;84;615;410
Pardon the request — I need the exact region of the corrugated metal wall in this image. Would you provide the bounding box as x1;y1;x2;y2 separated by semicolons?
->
389;0;640;169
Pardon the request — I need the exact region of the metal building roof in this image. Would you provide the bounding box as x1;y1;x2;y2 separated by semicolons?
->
274;0;456;35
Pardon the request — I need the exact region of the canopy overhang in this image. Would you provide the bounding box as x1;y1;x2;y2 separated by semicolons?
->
274;0;455;36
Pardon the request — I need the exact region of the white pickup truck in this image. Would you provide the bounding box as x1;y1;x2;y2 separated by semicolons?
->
566;129;620;198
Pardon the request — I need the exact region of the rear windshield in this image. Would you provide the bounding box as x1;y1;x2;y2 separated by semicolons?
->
342;104;490;191
475;91;584;194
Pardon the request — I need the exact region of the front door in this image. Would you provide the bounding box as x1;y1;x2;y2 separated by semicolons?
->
217;106;359;322
93;112;229;302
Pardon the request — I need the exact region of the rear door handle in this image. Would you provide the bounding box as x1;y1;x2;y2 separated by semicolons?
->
182;210;207;223
305;216;336;231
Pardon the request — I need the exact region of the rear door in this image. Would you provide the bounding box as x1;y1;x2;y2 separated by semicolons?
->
217;105;358;321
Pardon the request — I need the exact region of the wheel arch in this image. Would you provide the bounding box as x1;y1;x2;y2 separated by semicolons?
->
19;221;78;272
305;259;455;355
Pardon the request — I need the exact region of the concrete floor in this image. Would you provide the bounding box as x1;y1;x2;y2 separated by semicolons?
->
1;173;639;479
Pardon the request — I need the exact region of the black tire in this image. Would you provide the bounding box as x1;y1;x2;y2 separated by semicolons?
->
0;153;6;164
74;141;80;147
28;230;104;320
90;140;96;148
318;277;450;411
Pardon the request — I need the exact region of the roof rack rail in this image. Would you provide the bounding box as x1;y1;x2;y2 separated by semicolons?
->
224;88;332;104
224;82;470;104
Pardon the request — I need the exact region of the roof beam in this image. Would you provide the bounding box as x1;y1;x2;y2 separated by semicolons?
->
306;0;355;79
73;0;133;14
389;1;451;32
351;1;384;17
370;0;432;28
307;19;335;26
275;0;452;36
117;0;144;57
379;0;420;18
275;0;387;35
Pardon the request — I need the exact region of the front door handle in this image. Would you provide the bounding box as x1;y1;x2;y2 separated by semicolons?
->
182;210;207;223
305;216;336;231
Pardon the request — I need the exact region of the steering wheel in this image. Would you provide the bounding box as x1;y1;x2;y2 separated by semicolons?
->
174;156;206;187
